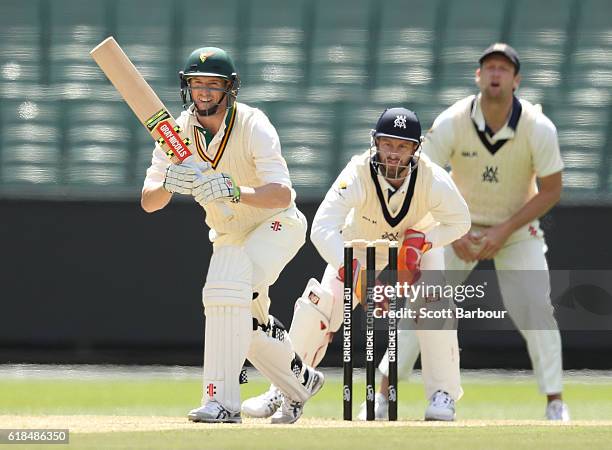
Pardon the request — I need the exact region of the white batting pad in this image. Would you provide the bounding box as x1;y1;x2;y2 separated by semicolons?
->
201;245;253;412
202;305;252;412
288;279;334;367
203;245;253;308
248;326;310;403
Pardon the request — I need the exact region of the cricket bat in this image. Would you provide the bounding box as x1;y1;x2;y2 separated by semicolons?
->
90;36;233;218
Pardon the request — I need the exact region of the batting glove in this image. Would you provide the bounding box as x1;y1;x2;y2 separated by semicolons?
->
192;172;241;207
163;164;202;195
399;229;432;285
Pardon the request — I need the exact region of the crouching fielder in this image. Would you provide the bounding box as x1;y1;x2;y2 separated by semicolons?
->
242;108;471;421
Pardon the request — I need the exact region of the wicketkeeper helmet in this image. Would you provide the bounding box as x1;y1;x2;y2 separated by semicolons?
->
370;107;422;180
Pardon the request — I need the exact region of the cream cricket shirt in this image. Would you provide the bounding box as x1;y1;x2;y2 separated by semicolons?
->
143;102;296;237
422;94;564;227
311;151;470;270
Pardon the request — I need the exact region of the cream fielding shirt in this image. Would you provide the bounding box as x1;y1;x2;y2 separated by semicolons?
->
143;102;296;237
422;94;564;226
311;151;470;270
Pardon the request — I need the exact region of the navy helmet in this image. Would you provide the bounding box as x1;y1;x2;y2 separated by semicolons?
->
372;107;421;143
370;107;422;180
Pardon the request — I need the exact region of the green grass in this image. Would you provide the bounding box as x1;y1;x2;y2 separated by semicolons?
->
10;427;610;450
3;426;612;450
2;374;612;420
1;369;612;449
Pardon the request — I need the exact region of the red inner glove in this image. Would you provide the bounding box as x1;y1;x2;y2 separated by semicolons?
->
337;258;363;301
398;229;432;285
338;258;391;310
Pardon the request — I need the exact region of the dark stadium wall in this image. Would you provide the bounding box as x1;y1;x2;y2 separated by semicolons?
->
0;199;611;368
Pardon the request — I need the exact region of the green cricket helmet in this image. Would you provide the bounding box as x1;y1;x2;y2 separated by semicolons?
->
179;47;240;115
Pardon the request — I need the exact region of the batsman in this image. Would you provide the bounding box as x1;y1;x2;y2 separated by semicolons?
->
141;47;323;424
242;107;471;421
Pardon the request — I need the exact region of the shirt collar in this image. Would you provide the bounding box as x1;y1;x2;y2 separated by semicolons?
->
377;170;411;199
470;93;521;142
190;105;230;143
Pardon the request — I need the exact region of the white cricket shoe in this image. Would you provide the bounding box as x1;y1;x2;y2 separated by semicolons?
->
546;399;570;421
424;390;455;421
188;400;241;423
357;392;389;420
270;368;325;424
241;385;283;418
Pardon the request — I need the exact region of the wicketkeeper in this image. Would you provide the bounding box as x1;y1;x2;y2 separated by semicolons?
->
242;107;471;421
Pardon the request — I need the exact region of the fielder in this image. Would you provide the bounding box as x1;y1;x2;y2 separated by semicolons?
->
376;43;570;421
141;47;323;424
242;107;471;421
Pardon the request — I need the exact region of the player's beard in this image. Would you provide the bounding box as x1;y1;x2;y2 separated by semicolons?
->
380;150;420;181
382;162;406;180
195;100;223;117
194;92;228;117
379;155;410;180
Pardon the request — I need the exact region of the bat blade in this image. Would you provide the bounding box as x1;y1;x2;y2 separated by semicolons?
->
90;36;191;163
90;36;234;219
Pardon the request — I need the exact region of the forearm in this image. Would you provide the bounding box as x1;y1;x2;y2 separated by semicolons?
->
311;225;344;271
428;175;471;247
311;195;353;271
427;219;471;249
502;190;560;234
238;183;291;209
502;172;563;234
141;185;172;213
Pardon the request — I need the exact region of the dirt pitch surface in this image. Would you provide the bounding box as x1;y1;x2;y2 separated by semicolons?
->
2;416;611;433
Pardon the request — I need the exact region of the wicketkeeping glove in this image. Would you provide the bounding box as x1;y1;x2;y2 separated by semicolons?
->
192;172;241;207
338;259;391;311
399;229;432;285
163;164;201;195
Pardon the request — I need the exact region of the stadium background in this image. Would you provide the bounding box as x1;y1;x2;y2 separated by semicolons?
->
1;0;611;369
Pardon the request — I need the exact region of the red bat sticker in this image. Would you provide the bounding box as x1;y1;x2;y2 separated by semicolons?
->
157;120;192;161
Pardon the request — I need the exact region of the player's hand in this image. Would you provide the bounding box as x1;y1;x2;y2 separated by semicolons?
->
337;258;364;302
475;223;512;260
181;157;213;174
163;164;201;195
192;172;241;207
451;232;482;263
399;229;432;284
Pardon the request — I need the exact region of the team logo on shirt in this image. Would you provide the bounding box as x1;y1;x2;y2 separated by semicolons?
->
394;115;407;129
482;166;499;183
382;231;400;241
